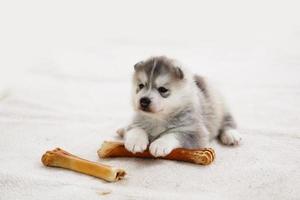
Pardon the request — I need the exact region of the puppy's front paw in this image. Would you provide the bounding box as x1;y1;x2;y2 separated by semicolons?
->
149;136;180;157
124;128;149;153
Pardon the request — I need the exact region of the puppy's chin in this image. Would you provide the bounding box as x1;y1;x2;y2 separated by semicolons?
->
135;104;177;119
137;106;163;115
138;107;154;114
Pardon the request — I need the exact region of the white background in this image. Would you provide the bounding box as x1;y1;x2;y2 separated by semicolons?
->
0;1;299;199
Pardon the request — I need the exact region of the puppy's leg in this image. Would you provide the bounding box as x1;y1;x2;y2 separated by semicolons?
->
124;127;149;153
219;113;242;145
149;133;181;157
149;126;210;157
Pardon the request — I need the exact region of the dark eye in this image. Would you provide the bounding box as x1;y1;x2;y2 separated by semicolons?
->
138;84;144;89
158;87;168;93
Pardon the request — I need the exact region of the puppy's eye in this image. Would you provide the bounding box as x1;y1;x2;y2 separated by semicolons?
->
138;84;144;89
158;87;168;93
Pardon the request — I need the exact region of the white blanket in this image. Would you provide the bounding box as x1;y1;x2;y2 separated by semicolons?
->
0;1;299;199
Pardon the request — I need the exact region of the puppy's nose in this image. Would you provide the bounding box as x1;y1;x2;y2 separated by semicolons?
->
140;97;151;108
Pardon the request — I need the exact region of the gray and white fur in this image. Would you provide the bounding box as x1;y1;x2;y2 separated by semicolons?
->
121;56;241;157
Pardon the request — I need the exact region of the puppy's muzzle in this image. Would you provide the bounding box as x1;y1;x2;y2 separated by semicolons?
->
140;97;151;110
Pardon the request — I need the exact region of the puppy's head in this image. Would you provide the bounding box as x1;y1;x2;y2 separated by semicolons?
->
131;56;189;117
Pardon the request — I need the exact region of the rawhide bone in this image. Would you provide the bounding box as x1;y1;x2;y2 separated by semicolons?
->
98;141;215;165
41;148;126;182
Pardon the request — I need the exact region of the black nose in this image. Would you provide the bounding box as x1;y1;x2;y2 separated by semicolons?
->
140;97;151;108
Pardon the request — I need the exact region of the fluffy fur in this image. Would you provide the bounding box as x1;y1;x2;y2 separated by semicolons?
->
121;56;241;157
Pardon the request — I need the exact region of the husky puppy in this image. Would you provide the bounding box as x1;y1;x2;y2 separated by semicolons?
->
121;56;241;157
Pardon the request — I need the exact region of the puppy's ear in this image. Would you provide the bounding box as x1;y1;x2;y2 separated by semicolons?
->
134;61;144;71
175;67;184;79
